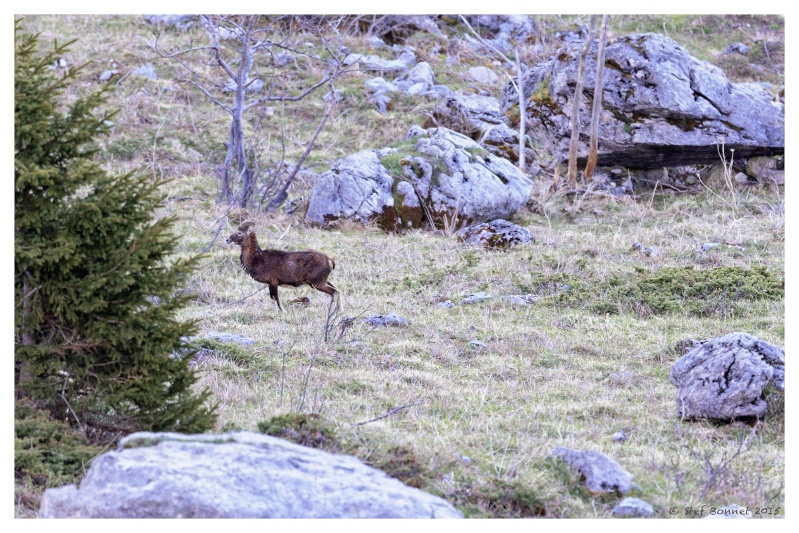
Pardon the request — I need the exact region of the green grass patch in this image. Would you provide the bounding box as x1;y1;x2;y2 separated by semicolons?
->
194;338;261;367
603;265;784;317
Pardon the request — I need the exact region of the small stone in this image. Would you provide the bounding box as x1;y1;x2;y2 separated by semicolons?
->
438;300;456;308
632;242;643;251
406;82;429;95
468;66;498;84
323;90;342;103
507;294;540;305
397;50;417;66
612;497;654;518
723;42;750;55
206;331;256;346
457;219;534;249
365;77;397;93
246;79;264;94
701;242;721;252
612;430;626;443
99;69;119;81
461;456;472;465
132;63;157;80
467;340;486;348
367;36;385;49
273;52;293;67
461;292;492;305
364;313;409;328
551;447;634;494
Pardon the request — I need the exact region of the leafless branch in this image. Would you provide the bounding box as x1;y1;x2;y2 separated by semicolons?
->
262;77;339;210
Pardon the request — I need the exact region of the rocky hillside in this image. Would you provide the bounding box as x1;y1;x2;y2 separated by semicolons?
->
16;15;784;519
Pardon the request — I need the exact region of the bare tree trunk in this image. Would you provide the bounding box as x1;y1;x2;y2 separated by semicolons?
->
19;273;35;386
154;15;348;211
235;17;255;208
219;123;235;202
514;48;526;172
566;15;598;187
584;15;610;180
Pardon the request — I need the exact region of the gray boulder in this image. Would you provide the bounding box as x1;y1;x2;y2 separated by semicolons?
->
670;332;784;420
428;91;537;172
501;33;784;168
305;127;533;232
551;447;634;494
457;219;534;249
39;431;462;518
612;497;654;518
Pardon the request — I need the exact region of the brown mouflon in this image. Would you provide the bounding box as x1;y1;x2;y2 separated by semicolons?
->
226;219;338;311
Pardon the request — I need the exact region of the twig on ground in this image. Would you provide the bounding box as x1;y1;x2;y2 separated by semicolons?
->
353;399;423;426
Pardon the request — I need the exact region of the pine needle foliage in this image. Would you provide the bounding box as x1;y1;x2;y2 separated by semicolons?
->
14;22;217;438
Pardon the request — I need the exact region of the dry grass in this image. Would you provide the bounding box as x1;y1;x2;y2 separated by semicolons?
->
16;14;784;518
175;184;784;517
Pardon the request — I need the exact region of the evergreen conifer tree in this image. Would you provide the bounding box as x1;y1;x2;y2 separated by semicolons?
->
15;23;216;437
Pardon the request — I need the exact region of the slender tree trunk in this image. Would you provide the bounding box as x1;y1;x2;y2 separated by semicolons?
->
220;122;235;202
234;21;253;208
566;16;598;187
19;273;35;385
584;15;610;180
514;48;526;172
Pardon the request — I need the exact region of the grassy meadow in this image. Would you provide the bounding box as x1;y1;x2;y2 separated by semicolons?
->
16;15;784;518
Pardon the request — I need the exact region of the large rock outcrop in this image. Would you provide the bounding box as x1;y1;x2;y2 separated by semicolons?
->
501;33;784;168
305;127;533;232
670;332;784;420
427;91;538;173
39;431;463;518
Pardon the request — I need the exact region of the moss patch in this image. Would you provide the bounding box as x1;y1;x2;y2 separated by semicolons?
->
258;413;341;452
531;76;554;107
600;266;784;317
